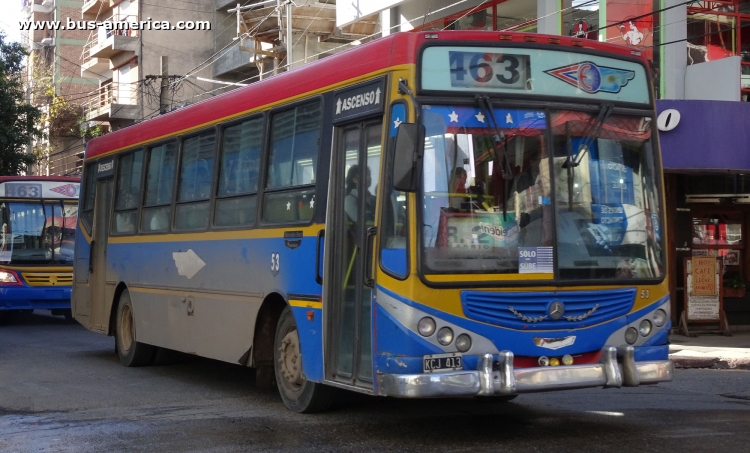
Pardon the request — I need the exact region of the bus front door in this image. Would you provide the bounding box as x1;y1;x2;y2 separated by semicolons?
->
89;178;112;331
324;119;382;389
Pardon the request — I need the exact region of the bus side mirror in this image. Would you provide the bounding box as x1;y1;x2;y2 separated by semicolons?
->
392;123;425;193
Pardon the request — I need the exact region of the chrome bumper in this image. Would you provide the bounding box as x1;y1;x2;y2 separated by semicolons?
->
377;346;674;398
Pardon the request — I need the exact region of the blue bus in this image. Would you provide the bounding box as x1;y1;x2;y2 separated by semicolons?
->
74;31;673;413
0;176;80;319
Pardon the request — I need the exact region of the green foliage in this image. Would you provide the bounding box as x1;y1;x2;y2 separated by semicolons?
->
724;273;746;290
0;31;42;175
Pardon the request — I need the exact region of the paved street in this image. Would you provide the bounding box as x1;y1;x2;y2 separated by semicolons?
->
1;312;750;452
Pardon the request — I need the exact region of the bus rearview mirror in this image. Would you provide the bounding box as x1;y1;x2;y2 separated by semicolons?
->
392;123;424;193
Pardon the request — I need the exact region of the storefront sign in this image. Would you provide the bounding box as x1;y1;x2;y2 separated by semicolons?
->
692;257;717;296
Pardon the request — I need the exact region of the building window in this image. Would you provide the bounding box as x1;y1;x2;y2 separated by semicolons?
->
687;0;750;99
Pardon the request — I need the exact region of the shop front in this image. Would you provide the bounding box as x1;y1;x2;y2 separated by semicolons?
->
657;99;750;328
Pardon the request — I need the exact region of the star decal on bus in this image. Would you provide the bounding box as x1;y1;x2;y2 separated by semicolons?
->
474;112;485;123
448;111;459;122
545;61;635;94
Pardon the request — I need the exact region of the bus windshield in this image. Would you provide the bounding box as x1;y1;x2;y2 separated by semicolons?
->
0;201;78;265
420;105;664;280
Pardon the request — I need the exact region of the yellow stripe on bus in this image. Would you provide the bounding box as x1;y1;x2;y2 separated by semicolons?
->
289;299;322;309
107;225;324;244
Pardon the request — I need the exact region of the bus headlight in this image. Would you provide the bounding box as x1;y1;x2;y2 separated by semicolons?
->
653;309;667;327
417;317;436;337
625;327;638;344
455;334;472;352
639;319;652;337
0;271;18;284
437;327;454;346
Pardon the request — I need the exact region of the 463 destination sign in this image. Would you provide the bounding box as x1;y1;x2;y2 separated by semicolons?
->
449;51;531;90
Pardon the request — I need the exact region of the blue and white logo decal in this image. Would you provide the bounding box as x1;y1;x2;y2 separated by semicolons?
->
545;61;635;94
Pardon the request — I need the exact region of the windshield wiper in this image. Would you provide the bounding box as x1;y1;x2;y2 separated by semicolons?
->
562;103;614;169
476;95;513;179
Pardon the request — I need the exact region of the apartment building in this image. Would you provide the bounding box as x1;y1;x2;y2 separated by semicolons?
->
79;0;216;129
22;0;94;176
211;0;379;85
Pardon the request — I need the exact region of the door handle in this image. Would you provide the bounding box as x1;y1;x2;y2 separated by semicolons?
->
315;229;324;284
363;227;377;287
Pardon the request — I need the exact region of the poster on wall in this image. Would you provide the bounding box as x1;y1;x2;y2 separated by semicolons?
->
724;250;741;266
605;0;654;61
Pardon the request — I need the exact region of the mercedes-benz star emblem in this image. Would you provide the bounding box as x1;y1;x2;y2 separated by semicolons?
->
548;301;565;320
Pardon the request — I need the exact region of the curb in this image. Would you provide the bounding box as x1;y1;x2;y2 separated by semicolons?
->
670;356;750;370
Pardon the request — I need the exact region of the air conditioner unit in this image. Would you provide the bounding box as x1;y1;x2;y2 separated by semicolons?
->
41;0;54;7
40;37;54;46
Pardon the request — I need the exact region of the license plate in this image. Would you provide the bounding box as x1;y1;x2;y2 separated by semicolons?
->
423;353;463;373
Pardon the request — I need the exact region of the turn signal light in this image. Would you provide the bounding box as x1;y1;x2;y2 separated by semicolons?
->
562;354;574;366
549;357;560;366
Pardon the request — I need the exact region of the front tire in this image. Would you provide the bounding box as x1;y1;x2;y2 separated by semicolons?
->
115;289;156;367
274;306;334;413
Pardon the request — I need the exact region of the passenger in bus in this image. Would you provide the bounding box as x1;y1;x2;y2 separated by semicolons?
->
449;167;468;210
345;165;375;222
512;149;547;244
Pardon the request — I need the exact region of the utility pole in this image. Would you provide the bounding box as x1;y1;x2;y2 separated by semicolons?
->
159;56;169;114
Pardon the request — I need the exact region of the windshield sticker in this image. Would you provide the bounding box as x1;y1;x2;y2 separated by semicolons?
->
544;62;635;94
519;247;553;273
50;184;79;197
0;251;10;262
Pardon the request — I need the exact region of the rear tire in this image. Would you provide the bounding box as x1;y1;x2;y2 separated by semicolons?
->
115;289;155;367
274;306;334;413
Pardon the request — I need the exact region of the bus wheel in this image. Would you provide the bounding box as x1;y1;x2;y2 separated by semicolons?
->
115;289;155;367
274;306;334;413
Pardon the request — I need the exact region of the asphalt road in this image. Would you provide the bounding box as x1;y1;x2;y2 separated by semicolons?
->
1;311;749;452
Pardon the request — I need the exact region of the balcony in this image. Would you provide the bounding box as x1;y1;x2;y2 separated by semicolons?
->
83;81;139;124
81;15;138;78
22;0;54;15
82;0;114;20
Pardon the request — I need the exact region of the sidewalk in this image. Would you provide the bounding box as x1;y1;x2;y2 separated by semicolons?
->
669;331;750;369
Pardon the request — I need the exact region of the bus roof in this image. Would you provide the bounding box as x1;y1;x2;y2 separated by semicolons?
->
84;30;647;160
0;176;80;183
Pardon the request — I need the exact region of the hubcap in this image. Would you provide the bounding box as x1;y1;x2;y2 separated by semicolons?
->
119;304;134;352
278;327;304;388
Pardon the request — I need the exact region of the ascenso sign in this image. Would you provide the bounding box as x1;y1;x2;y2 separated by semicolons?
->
333;77;385;123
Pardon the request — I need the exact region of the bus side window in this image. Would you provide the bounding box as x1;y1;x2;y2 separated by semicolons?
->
262;100;321;224
175;131;216;231
80;163;96;234
113;149;144;234
142;142;177;232
215;116;263;228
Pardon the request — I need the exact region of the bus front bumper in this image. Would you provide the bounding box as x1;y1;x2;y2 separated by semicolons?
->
377;346;674;398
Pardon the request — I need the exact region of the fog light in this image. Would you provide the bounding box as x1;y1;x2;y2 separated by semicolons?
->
538;356;550;366
455;334;472;352
653;309;667;327
639;319;652;337
549;357;560;366
417;317;436;337
437;327;454;346
562;354;574;366
625;327;638;344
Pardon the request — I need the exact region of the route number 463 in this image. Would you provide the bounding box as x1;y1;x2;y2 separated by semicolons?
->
640;289;650;299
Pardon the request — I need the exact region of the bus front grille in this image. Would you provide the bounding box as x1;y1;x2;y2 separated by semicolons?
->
21;273;74;287
461;288;636;330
